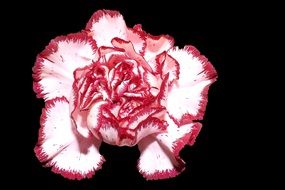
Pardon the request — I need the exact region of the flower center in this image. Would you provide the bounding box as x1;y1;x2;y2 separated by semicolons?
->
73;57;156;146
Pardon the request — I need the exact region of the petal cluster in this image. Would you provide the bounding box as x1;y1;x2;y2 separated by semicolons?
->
33;10;217;180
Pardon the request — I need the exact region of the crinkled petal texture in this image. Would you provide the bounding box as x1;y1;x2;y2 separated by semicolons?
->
138;115;202;180
166;46;217;125
34;97;104;180
33;9;217;180
33;33;97;101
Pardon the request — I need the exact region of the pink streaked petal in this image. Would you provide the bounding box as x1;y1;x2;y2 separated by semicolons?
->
155;51;180;84
94;46;125;64
70;67;91;137
107;53;130;69
70;68;102;138
86;10;128;47
143;71;162;96
135;117;167;144
111;37;153;72
143;70;161;88
34;97;104;180
187;122;202;146
166;46;217;124
96;109;134;146
74;65;110;111
127;28;146;55
143;34;174;62
87;101;109;138
168;46;217;87
156;73;169;106
81;90;103;112
109;103;121;118
33;33;97;101
118;99;143;119
137;135;184;180
70;105;93;138
157;114;202;156
99;123;119;145
137;114;200;180
124;106;165;129
167;81;212;125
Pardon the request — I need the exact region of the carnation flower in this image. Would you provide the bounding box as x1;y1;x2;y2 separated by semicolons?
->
33;10;217;180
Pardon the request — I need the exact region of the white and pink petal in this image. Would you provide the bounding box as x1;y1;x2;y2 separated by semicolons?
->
99;123;120;146
127;28;146;55
87;100;109;138
168;46;217;87
167;80;213;125
155;51;180;84
143;34;174;62
137;135;184;180
86;10;128;47
157;114;202;155
33;33;97;101
34;97;104;180
166;46;217;124
137;114;201;180
125;106;165;129
135;117;167;144
111;37;153;72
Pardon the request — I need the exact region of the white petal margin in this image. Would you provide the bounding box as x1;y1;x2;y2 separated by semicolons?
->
137;114;201;180
166;46;217;125
33;33;97;101
86;10;128;47
34;97;104;180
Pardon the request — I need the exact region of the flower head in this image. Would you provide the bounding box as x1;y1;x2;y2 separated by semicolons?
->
33;10;217;180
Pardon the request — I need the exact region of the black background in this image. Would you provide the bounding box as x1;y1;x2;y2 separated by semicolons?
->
29;0;228;189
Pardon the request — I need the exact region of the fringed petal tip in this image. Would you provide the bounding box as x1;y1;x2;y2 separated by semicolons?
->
137;114;201;180
50;157;105;180
32;33;97;101
34;97;104;180
33;9;217;181
166;45;217;125
139;164;185;180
